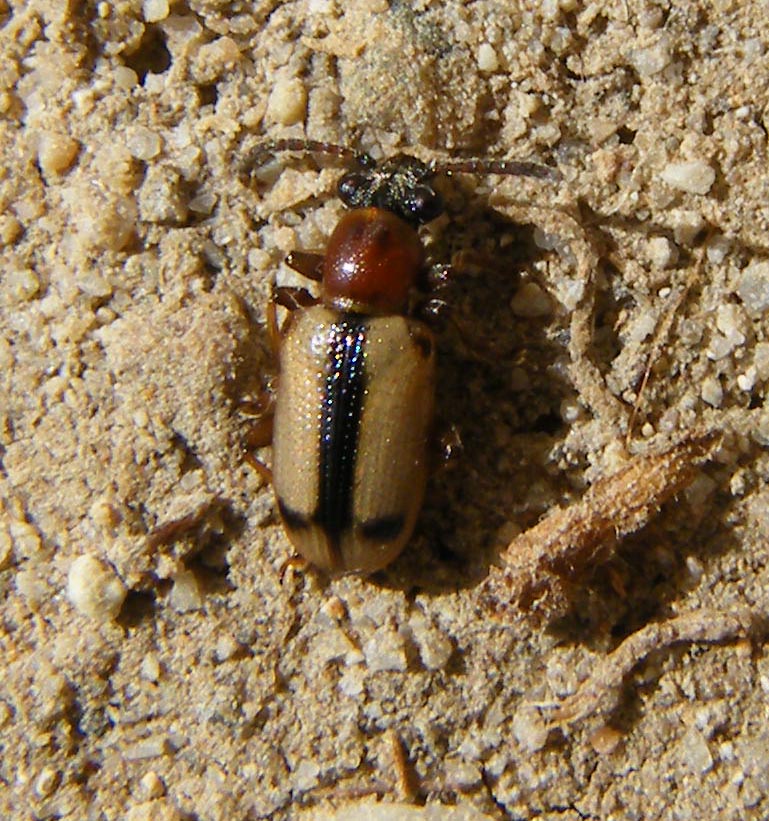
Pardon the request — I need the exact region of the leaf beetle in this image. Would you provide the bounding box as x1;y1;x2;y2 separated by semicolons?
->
248;138;557;575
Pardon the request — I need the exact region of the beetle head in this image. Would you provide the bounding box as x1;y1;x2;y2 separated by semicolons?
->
337;154;444;227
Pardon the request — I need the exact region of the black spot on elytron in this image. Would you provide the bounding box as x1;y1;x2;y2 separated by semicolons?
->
277;499;311;531
410;326;434;358
359;514;406;543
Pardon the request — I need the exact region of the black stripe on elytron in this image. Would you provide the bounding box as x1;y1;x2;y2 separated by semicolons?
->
317;316;367;548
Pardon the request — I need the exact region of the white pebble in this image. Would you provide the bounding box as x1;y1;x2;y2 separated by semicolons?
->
629;38;672;75
141;653;161;682
444;757;483;790
67;554;126;621
669;209;705;245
214;633;241;662
338;667;365;697
736;261;769;317
646;236;678;268
512;705;549;752
659;160;715;195
706;234;731;264
755;342;769;379
477;43;499;72
292;759;320;792
685;555;704;581
114;66;139;89
715;302;747;342
168;569;202;612
737;366;757;392
700;376;723;407
124;737;172;761
408;615;453;670
10;519;43;558
681;725;713;774
138;165;188;224
126;126;163;160
143;0;169;22
363;627;407;673
267;77;307;126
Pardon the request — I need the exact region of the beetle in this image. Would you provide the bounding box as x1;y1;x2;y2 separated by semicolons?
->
248;138;557;574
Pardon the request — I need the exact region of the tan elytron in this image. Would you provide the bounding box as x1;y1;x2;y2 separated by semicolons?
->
273;305;435;574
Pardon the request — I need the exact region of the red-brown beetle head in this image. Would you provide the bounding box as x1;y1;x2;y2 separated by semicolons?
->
321;208;424;315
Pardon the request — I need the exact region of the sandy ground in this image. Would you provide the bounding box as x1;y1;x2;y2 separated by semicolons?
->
3;1;769;819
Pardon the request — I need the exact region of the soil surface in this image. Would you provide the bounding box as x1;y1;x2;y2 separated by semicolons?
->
3;2;769;819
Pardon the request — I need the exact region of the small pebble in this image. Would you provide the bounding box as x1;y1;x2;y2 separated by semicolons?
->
67;554;126;621
629;37;672;75
267;77;308;126
589;725;623;755
646;236;678;268
141;653;161;683
168;568;203;612
37;132;79;175
34;766;60;798
512;705;549;752
408;615;453;670
681;725;714;774
669;209;705;245
477;43;499;72
660;160;716;195
736;261;769;317
139;771;166;800
511;282;552;318
142;0;169;23
126;126;163;161
700;375;723;407
363;627;407;673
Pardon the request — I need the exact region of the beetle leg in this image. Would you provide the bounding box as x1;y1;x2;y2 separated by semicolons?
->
274;285;320;311
286;250;325;281
240;390;275;483
243;414;274;484
266;285;281;355
437;423;463;469
279;554;310;583
427;422;463;474
245;413;274;448
244;452;273;483
422;260;453;292
240;389;275;418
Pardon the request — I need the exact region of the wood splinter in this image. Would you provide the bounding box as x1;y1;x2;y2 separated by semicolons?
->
481;432;719;621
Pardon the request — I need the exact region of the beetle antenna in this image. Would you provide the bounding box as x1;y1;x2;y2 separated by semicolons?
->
245;138;376;172
432;157;562;182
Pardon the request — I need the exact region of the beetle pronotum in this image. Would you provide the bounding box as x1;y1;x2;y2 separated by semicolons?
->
249;139;558;575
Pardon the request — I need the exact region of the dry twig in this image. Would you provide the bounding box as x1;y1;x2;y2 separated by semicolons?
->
549;606;759;726
481;433;718;621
